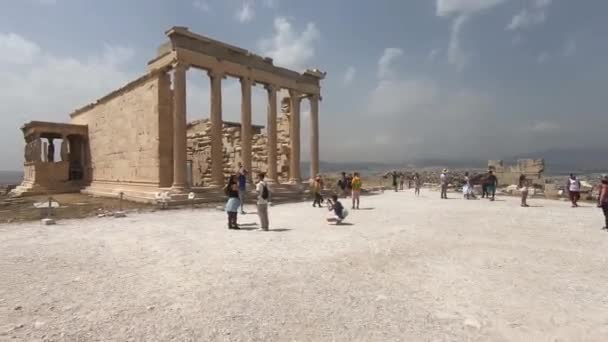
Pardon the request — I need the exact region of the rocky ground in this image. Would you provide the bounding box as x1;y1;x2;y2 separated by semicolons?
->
1;189;607;341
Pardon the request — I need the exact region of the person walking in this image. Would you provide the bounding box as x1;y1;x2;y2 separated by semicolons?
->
225;175;240;229
463;172;473;200
237;163;248;214
567;173;582;208
311;174;324;207
338;172;347;198
351;172;362;209
486;170;498;201
413;172;421;196
519;174;530;207
346;173;354;197
392;171;399;192
256;172;270;231
399;174;405;191
598;175;608;230
440;169;449;199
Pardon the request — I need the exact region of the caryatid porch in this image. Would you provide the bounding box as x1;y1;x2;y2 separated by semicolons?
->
149;26;326;189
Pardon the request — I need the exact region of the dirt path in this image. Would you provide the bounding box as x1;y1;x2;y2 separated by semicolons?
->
1;190;607;341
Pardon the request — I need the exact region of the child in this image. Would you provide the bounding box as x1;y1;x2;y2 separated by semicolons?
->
225;175;240;229
351;172;362;209
326;194;348;224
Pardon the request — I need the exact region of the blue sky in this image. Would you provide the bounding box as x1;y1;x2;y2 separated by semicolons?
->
1;0;607;169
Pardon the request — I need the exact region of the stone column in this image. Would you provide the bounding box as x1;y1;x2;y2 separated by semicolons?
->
309;94;320;180
47;138;55;163
240;77;253;181
265;84;278;183
60;136;69;162
289;90;301;183
42;141;48;162
32;138;41;162
172;63;188;189
209;69;224;186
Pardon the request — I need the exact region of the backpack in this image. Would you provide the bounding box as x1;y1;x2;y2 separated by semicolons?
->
261;183;269;200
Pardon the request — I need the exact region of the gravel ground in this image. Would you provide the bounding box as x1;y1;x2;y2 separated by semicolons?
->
1;190;607;341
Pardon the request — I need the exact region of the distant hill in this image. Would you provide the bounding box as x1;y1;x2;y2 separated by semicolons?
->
0;170;23;185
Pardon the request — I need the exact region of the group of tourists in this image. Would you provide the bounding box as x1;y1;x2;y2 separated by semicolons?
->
224;164;608;231
224;163;269;230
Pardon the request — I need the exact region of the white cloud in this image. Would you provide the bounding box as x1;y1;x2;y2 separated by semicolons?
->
193;0;211;12
536;52;549;63
343;66;356;84
236;1;255;23
447;15;468;71
506;0;552;31
377;48;403;78
258;17;320;71
0;33;41;64
0;32;135;168
436;0;506;71
436;0;505;17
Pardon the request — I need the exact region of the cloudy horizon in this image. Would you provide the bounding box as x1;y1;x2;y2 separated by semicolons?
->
1;0;607;170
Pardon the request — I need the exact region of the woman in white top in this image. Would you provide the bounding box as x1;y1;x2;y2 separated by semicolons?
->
567;174;581;208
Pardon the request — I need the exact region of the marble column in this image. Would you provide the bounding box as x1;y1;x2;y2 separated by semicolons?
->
172;63;188;189
240;77;253;181
209;69;224;186
265;84;278;183
309;94;320;180
289;90;301;183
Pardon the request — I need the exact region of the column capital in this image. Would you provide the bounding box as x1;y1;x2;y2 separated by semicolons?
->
265;84;279;92
207;69;225;79
171;61;190;71
240;76;253;85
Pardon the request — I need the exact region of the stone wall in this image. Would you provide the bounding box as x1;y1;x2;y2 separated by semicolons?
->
488;159;545;186
70;72;173;187
186;113;291;186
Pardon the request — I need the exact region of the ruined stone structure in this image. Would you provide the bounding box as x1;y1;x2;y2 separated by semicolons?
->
488;159;545;186
13;27;325;202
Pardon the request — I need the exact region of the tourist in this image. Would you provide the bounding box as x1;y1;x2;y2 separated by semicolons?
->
566;173;582;208
351;172;362;209
237;163;248;214
440;169;449;199
225;175;240;229
311;174;324;208
346;173;354;197
519;174;530;207
338;172;347;197
392;171;399;192
599;177;608;230
413;172;421;196
463;172;474;200
481;171;490;199
486;170;498;201
326;194;348;224
399;174;405;191
256;172;270;231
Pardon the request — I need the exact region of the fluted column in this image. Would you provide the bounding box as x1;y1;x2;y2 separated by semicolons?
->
240;77;253;181
265;84;278;183
209;69;224;186
309;94;320;180
172;63;188;189
289;90;301;183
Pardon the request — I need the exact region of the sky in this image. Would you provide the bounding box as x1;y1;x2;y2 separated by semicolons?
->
1;0;607;170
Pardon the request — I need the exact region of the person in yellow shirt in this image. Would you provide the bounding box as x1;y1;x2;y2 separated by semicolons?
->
351;172;362;209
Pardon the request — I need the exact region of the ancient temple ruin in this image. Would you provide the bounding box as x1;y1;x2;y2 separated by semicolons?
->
488;159;545;186
12;27;326;202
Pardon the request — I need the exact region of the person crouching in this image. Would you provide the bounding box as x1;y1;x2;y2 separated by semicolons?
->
326;194;348;224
